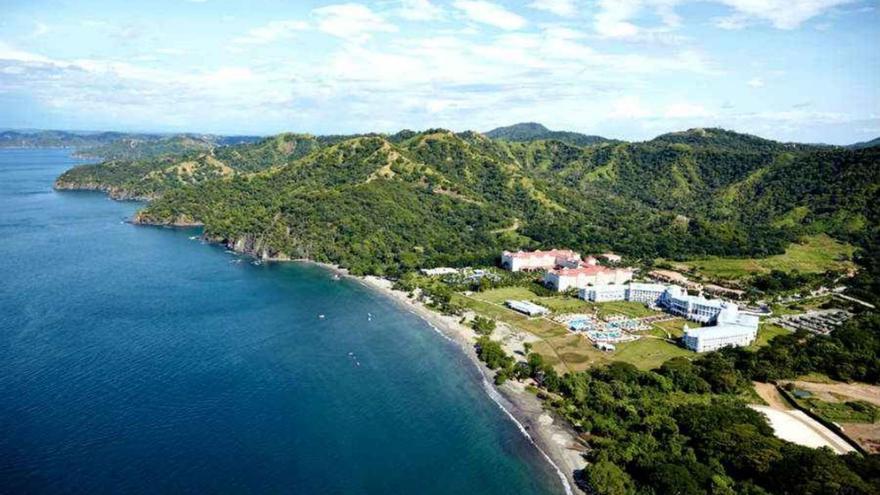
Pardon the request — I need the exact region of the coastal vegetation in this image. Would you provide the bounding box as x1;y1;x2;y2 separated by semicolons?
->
474;313;880;494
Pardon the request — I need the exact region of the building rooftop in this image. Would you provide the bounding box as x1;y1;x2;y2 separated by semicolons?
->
503;249;579;260
549;265;612;276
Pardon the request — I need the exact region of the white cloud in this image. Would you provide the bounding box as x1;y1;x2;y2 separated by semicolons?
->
747;77;764;88
232;20;308;45
313;3;397;42
594;0;642;38
452;1;527;30
32;22;50;37
397;0;444;21
715;0;856;30
664;102;711;118
592;0;684;39
609;96;652;119
528;0;578;17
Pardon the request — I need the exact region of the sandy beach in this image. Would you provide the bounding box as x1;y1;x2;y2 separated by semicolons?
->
357;275;586;495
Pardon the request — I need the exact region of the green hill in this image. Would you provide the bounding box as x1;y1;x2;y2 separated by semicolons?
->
848;136;880;150
485;122;611;146
55;127;880;281
54;134;322;199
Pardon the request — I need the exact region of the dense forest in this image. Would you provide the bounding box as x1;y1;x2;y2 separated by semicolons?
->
474;313;880;494
55;126;880;299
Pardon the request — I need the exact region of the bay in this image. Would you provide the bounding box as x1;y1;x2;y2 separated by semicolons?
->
0;149;562;494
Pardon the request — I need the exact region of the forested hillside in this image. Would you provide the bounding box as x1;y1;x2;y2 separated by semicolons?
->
55;127;880;285
54;133;326;199
486;122;611;146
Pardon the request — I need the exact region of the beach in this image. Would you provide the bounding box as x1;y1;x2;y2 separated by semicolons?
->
357;275;586;495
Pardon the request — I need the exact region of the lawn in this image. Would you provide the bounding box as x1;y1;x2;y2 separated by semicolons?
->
471;286;540;304
610;337;694;370
650;318;688;338
749;323;791;349
453;293;568;339
676;234;854;280
590;300;660;318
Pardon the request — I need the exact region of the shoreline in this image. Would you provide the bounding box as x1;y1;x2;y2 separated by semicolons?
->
55;185;585;493
355;275;585;495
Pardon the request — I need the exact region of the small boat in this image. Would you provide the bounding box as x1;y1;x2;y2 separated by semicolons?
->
318;314;325;319
332;274;341;281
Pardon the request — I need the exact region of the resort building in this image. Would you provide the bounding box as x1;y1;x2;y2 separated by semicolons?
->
501;249;581;272
506;300;550;316
580;284;627;302
682;304;759;352
663;286;724;324
625;283;669;305
544;265;633;292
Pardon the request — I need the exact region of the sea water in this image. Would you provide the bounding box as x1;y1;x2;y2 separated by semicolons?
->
0;149;561;494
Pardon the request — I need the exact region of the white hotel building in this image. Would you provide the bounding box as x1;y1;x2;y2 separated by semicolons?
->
682;304;759;352
625;283;668;305
576;282;760;352
580;285;627;302
663;286;724;324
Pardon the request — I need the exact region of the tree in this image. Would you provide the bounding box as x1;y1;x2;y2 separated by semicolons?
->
582;461;634;495
471;315;497;336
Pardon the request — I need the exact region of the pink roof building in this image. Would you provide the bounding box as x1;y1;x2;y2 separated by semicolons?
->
544;264;634;292
501;249;581;272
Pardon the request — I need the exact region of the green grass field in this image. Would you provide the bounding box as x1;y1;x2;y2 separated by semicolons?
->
750;324;791;349
650;318;688;338
676;234;854;280
611;338;694;370
452;293;567;339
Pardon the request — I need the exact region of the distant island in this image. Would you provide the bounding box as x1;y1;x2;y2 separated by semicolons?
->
51;124;880;495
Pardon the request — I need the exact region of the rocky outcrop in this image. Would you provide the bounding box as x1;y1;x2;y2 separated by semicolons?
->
220;234;290;261
132;210;203;227
53;179;158;201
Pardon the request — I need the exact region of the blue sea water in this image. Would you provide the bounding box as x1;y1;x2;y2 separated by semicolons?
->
0;149;562;494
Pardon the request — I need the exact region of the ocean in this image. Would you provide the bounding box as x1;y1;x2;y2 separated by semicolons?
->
0;149;562;494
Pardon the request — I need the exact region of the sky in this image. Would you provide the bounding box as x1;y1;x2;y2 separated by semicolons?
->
0;0;878;143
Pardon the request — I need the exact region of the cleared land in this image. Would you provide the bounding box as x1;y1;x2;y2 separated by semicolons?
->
673;234;855;280
786;380;880;407
778;380;880;453
750;405;856;454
